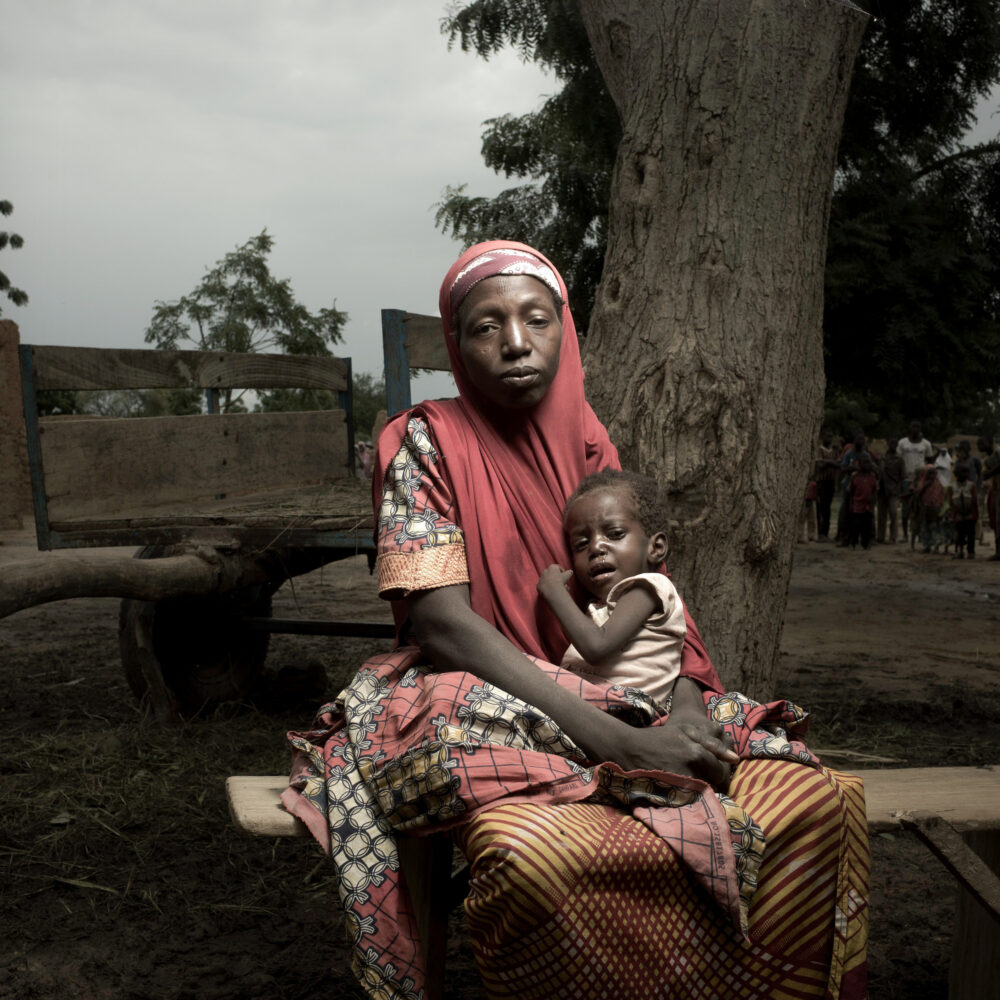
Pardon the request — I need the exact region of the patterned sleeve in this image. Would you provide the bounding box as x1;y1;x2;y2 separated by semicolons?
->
375;415;469;599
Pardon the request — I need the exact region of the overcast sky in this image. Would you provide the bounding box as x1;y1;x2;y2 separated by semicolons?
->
1;0;552;398
3;1;998;405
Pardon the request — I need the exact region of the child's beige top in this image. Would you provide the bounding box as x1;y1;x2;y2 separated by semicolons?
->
559;572;687;707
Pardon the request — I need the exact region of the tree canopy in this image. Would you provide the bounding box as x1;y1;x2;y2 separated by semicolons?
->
0;199;29;315
145;231;347;413
438;0;1000;439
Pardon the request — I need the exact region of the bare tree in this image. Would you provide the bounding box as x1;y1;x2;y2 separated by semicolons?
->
578;0;868;693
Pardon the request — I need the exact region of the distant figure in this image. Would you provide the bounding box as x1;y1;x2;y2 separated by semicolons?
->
837;431;873;545
948;461;978;559
979;435;1000;561
848;453;878;550
914;455;946;552
957;440;985;544
897;421;935;543
897;420;936;482
934;445;953;490
354;440;374;479
814;429;839;540
877;438;905;543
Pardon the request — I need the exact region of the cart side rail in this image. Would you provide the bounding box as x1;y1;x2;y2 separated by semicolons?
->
19;344;358;549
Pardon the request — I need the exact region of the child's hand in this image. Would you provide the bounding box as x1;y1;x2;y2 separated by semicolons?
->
537;564;573;600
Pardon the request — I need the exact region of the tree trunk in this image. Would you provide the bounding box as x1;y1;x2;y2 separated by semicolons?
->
578;0;868;693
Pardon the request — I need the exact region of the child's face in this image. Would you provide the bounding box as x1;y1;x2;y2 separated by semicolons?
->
564;487;664;602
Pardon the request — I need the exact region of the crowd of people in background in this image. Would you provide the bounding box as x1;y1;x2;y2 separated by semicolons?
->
801;421;1000;561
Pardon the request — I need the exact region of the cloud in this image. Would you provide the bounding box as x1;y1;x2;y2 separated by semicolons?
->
1;0;551;382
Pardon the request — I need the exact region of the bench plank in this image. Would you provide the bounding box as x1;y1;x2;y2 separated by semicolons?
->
226;776;309;838
228;767;1000;839
859;766;1000;832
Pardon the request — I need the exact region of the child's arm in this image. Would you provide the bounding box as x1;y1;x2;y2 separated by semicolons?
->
537;565;659;666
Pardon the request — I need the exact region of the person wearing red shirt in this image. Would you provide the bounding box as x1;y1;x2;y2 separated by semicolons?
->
848;453;878;550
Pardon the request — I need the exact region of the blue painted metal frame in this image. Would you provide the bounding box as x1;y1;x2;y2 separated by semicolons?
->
381;309;411;416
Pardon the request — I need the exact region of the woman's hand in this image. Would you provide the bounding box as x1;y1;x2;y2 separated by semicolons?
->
537;564;573;601
598;717;737;790
590;677;738;789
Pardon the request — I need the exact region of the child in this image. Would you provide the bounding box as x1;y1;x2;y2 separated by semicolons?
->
948;461;978;559
914;454;946;552
537;469;684;707
847;453;878;549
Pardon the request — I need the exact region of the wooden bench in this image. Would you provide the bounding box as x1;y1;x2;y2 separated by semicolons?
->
227;767;1000;1000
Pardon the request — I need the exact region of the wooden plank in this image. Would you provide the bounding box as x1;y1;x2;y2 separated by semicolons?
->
403;313;450;372
899;814;1000;924
46;523;375;551
854;766;1000;832
231;767;1000;839
27;345;350;391
47;481;373;529
398;833;453;1000
42;410;349;520
226;776;309;838
951;829;1000;1000
40;480;375;549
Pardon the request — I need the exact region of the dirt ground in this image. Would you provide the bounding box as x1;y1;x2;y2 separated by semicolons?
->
1;524;998;1000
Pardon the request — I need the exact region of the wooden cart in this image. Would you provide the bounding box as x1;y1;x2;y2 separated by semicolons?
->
3;310;447;721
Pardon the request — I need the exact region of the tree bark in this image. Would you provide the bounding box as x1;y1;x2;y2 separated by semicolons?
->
578;0;868;693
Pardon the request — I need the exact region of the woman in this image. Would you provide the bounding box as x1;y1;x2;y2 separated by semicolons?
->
284;242;869;1000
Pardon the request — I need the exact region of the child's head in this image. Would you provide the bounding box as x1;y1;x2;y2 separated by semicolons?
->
562;470;667;601
858;453;873;473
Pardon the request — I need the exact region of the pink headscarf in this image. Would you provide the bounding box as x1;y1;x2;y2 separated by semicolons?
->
376;240;719;686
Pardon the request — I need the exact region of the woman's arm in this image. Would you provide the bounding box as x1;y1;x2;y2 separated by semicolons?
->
536;565;657;666
407;583;737;785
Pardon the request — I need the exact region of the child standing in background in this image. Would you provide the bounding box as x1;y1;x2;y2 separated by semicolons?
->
948;461;978;559
915;455;947;552
537;469;685;708
848;453;878;550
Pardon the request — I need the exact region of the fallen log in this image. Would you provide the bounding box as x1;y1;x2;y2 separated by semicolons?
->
0;548;276;621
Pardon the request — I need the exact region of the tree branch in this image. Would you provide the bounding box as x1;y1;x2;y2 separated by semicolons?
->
908;140;1000;184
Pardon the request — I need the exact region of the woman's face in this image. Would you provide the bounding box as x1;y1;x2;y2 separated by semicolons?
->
456;275;562;409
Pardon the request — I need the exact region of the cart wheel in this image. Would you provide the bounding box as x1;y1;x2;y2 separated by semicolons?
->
119;546;274;718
